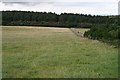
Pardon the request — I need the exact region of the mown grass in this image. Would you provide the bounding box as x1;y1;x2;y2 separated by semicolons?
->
2;26;118;78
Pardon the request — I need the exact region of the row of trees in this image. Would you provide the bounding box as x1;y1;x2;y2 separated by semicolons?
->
2;11;118;28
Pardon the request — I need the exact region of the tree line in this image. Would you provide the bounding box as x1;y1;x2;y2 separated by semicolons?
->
2;11;118;28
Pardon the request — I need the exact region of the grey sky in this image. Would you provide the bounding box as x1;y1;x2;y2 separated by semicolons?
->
0;0;120;15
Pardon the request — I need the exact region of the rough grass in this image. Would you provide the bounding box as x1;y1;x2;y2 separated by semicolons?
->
2;26;118;78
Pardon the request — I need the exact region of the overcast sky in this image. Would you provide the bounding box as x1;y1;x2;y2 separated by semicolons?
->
0;0;120;15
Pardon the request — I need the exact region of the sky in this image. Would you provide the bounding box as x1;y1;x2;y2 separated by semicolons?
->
0;0;120;15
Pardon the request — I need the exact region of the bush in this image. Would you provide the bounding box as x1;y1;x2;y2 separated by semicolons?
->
84;24;120;47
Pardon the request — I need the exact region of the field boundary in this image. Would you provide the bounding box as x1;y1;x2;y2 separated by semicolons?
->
70;28;83;37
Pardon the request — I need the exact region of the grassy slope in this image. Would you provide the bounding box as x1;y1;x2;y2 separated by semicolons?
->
2;26;118;78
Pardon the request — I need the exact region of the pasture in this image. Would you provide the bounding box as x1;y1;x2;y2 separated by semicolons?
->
2;26;118;78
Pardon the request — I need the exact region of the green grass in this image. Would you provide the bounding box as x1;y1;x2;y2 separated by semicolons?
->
2;26;118;78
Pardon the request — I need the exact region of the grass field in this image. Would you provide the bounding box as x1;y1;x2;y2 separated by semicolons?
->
2;26;118;78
